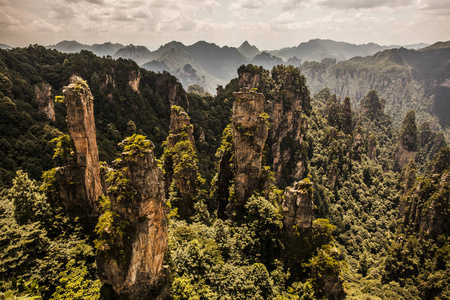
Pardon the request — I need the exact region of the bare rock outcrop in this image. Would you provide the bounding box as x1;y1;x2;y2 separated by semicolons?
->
400;147;450;239
270;66;311;188
282;179;314;231
97;139;168;299
128;70;140;93
55;76;102;221
168;106;195;147
155;71;189;109
34;83;55;121
228;88;268;214
238;71;260;89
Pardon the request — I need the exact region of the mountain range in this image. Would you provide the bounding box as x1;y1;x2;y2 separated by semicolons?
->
45;39;430;93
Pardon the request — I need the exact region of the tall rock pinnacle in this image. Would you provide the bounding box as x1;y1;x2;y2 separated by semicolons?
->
96;136;168;299
55;76;103;220
163;106;199;220
229;88;268;215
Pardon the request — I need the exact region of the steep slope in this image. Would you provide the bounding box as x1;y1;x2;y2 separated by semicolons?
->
48;40;89;53
237;41;260;59
113;44;153;65
270;39;427;62
142;47;221;93
91;42;124;57
186;41;248;81
48;40;125;57
301;41;450;139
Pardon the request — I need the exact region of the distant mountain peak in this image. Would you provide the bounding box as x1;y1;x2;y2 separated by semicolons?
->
238;41;260;59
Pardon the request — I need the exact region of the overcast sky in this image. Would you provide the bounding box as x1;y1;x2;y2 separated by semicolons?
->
0;0;449;50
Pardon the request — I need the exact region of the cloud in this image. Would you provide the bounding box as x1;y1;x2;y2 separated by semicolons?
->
194;19;237;31
85;0;104;4
230;0;269;10
269;11;378;32
0;11;20;26
316;0;415;9
279;0;309;10
418;0;450;10
31;18;60;32
204;0;221;12
271;11;296;24
132;9;152;18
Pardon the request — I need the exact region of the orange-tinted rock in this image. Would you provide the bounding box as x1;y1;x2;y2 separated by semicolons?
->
128;70;140;93
55;76;102;221
98;148;168;299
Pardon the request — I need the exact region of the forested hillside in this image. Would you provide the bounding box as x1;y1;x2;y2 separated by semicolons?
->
301;43;450;140
0;46;448;299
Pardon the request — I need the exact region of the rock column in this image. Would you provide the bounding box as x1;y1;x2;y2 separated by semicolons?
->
55;76;102;219
229;88;268;212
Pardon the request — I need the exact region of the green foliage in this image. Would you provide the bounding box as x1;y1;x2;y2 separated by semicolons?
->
94;196;129;252
51;134;73;164
0;277;42;299
0;171;96;298
54;95;65;103
119;133;154;159
398;110;418;151
50;259;101;300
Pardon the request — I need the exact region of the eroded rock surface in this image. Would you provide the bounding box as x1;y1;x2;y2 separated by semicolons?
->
128;70;140;93
55;76;102;220
238;71;260;89
270;66;311;188
283;179;314;231
97;145;168;299
155;71;189;109
34;83;55;121
163;106;198;220
229;88;268;213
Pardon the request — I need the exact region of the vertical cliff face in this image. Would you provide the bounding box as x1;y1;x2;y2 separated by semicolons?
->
394;110;418;171
128;70;141;93
228;88;268;215
34;83;55;121
282;179;314;231
399;147;450;239
238;71;261;89
163;106;198;220
168;106;195;147
270;66;311;188
155;71;189;109
55;76;102;219
97;137;168;299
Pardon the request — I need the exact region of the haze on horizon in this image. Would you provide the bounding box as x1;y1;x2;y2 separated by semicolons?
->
0;0;449;50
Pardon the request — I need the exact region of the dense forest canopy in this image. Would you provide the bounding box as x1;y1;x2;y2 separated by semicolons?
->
0;44;448;299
